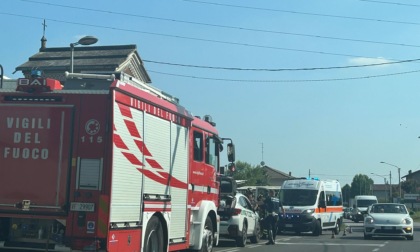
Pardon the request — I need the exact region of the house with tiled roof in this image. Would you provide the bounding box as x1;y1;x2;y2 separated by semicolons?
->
402;169;420;183
372;184;391;203
14;38;150;85
262;165;295;186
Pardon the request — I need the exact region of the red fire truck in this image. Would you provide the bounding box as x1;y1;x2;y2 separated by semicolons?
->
0;70;235;252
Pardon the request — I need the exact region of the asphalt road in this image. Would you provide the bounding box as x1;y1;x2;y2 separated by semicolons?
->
215;219;420;252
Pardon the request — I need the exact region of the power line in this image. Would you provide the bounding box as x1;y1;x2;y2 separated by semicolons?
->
182;0;420;26
3;5;420;74
359;0;420;7
0;11;395;60
16;0;420;49
148;68;420;83
2;11;420;74
144;58;420;71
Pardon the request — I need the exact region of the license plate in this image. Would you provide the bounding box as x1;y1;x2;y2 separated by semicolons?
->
382;226;392;230
70;202;95;212
285;224;293;228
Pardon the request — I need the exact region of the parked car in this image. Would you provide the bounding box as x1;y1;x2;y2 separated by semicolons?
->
364;203;414;240
344;207;353;219
218;192;261;246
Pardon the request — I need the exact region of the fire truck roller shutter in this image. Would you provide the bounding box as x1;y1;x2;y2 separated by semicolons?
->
111;102;144;223
143;112;189;240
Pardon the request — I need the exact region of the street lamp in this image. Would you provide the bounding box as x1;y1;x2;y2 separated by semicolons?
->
70;36;98;73
371;173;390;203
380;161;401;201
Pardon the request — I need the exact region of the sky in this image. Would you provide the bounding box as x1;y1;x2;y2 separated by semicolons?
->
1;0;420;187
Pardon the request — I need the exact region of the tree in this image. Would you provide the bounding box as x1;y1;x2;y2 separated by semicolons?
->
231;161;269;186
342;184;351;206
350;174;374;197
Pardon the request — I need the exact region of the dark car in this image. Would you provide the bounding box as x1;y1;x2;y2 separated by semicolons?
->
344;207;353;219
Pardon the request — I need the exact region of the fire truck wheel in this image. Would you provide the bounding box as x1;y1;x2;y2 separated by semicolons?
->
144;216;164;252
199;216;214;252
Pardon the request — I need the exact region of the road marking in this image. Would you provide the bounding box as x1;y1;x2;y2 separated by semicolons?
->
215;248;240;252
273;242;384;246
216;234;387;252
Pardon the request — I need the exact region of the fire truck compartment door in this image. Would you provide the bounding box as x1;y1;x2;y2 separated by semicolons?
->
0;104;74;213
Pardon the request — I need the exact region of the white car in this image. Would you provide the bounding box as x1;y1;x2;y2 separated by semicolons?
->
218;193;261;246
364;203;414;240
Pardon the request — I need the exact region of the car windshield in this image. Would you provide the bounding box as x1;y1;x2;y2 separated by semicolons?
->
370;204;407;214
280;189;318;206
357;199;377;207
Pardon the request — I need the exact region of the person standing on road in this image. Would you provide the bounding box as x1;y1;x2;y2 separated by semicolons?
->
246;189;258;211
257;194;267;239
264;189;284;245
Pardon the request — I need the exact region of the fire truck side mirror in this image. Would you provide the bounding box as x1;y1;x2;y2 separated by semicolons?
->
228;163;236;172
227;143;235;162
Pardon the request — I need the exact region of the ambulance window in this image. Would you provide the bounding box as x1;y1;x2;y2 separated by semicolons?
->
205;135;218;168
318;191;325;207
326;191;342;206
193;131;203;161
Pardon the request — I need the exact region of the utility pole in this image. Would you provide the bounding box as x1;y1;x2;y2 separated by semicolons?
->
389;171;392;203
380;161;402;202
260;142;265;166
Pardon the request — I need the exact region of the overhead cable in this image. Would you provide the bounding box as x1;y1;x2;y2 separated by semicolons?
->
16;0;420;49
148;69;420;83
144;58;420;71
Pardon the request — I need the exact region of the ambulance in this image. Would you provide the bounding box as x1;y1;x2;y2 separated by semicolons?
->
278;178;344;236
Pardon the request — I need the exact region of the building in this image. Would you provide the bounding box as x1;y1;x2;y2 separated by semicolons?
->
14;38;151;85
402;169;420;184
261;165;295;186
372;184;391;203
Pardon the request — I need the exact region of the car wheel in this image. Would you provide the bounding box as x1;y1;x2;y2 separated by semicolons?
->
363;232;372;240
312;220;321;236
250;221;260;243
333;221;340;235
407;235;414;241
236;222;247;247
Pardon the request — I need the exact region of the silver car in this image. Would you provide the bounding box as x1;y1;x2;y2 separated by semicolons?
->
364;203;414;240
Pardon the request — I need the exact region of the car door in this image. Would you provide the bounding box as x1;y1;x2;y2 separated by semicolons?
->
240;196;257;234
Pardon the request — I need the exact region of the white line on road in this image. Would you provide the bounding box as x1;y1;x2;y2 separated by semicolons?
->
272;242;384;247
